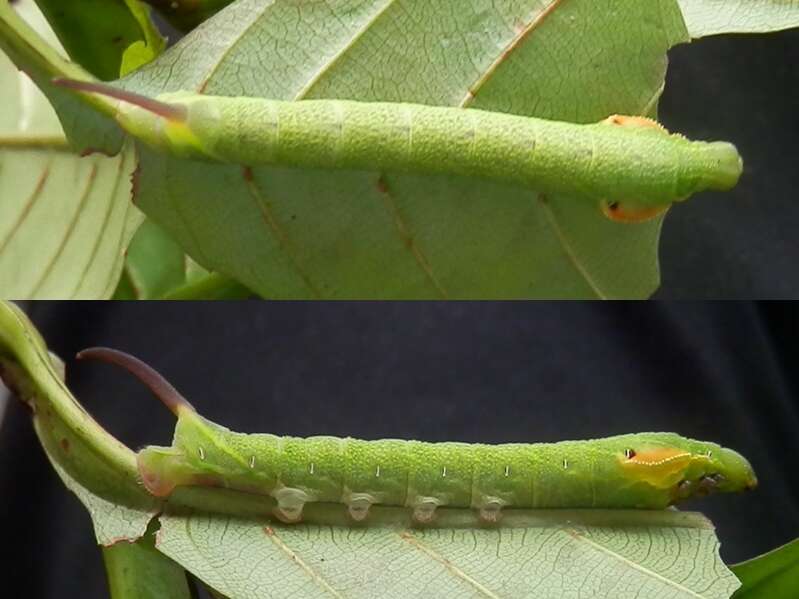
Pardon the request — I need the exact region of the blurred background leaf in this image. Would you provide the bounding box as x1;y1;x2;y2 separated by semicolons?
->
33;0;164;79
731;538;799;598
0;1;141;299
678;0;799;37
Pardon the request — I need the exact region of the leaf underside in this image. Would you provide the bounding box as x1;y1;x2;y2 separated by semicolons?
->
59;459;743;599
677;0;799;37
121;0;690;299
158;508;740;599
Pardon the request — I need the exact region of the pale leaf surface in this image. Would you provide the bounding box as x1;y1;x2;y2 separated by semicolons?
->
0;1;142;299
156;508;740;599
678;1;799;37
121;0;690;298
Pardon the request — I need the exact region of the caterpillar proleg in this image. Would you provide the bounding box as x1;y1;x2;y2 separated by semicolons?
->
77;347;757;524
54;79;743;223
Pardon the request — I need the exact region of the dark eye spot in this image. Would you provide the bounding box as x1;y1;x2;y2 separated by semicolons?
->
624;448;636;459
608;201;620;211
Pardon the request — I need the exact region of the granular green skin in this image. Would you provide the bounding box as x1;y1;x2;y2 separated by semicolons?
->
128;93;742;209
138;410;756;516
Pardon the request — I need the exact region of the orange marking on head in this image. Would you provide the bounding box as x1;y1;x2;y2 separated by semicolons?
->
601;114;667;132
620;447;692;489
601;201;670;223
629;447;691;465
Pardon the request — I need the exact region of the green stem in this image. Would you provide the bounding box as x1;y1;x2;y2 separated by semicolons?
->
102;529;192;599
159;272;254;300
0;302;144;501
0;135;70;149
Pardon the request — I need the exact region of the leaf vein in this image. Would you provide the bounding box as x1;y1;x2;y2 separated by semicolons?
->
72;151;128;299
565;529;708;598
0;161;51;256
196;0;275;93
539;195;607;299
398;531;501;598
29;163;98;297
263;526;346;598
460;0;566;107
377;176;448;298
242;168;321;298
294;0;399;100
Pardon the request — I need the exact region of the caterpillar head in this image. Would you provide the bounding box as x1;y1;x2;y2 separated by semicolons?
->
669;140;743;203
678;445;757;500
618;436;757;504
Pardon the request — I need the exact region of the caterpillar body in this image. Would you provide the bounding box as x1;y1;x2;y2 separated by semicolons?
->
78;347;757;524
54;79;743;223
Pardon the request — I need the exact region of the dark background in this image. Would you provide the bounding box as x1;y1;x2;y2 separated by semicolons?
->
656;28;799;298
1;301;798;597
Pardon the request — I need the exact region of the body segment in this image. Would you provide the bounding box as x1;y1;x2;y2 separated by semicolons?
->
54;79;743;222
172;95;743;216
78;347;757;524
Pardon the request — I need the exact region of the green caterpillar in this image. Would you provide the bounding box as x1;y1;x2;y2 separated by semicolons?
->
54;78;743;223
78;347;757;524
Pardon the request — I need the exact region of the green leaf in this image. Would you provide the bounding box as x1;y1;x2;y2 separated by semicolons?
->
0;1;142;299
159;272;254;300
117;0;690;298
50;459;154;545
103;533;193;599
4;0;795;298
120;218;253;299
157;506;740;599
678;1;799;37
731;538;799;598
121;218;195;299
33;0;165;79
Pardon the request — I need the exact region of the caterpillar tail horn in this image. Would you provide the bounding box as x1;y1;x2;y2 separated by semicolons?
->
76;347;194;415
52;78;187;122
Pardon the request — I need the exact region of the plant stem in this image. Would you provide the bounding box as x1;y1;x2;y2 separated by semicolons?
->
160;272;254;300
